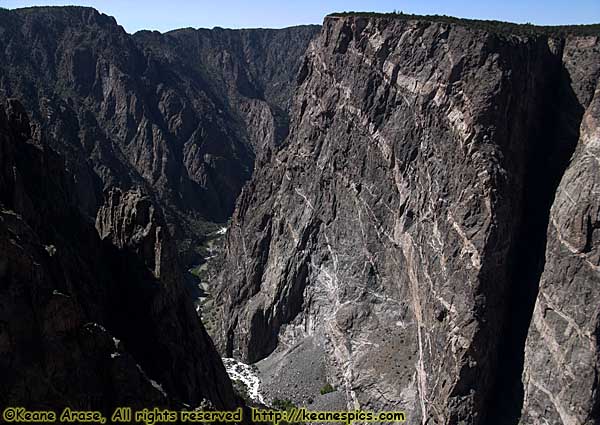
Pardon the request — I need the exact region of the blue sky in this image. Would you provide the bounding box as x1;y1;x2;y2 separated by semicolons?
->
2;0;599;32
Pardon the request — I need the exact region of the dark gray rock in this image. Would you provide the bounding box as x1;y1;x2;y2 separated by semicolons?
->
216;16;600;425
2;6;600;424
521;36;600;425
0;6;319;263
0;99;239;411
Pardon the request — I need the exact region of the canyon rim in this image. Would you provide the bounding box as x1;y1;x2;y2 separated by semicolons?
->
0;5;599;425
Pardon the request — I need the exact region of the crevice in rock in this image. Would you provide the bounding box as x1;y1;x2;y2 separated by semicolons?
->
243;218;320;363
485;42;584;425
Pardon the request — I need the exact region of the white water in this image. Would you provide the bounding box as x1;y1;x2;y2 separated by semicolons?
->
223;357;266;405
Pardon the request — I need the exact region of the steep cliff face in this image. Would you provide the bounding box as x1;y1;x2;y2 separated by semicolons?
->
146;25;321;154
0;99;239;411
0;6;320;412
3;5;599;423
0;6;318;261
521;37;600;425
217;15;600;424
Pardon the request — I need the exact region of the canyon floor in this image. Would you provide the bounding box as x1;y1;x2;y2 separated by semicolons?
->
0;6;598;425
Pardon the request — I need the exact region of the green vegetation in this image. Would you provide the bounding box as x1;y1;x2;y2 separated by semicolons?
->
232;379;251;404
327;11;600;37
188;221;230;339
272;398;297;411
186;219;228;260
199;297;219;337
319;383;336;395
189;266;204;280
272;399;303;425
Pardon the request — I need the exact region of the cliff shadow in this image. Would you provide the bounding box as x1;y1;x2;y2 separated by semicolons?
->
485;41;585;425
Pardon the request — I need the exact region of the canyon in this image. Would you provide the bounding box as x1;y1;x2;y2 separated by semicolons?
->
0;5;317;415
0;5;599;425
216;14;600;425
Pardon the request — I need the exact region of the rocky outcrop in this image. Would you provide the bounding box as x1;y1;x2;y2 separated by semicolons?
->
0;6;318;262
521;37;600;425
0;5;318;412
149;25;321;153
0;99;239;411
2;5;599;424
216;15;600;424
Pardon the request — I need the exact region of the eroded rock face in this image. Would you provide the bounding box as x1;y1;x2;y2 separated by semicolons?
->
521;37;600;425
0;6;318;262
154;25;321;153
216;16;600;424
2;6;599;423
0;6;318;412
0;99;239;411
